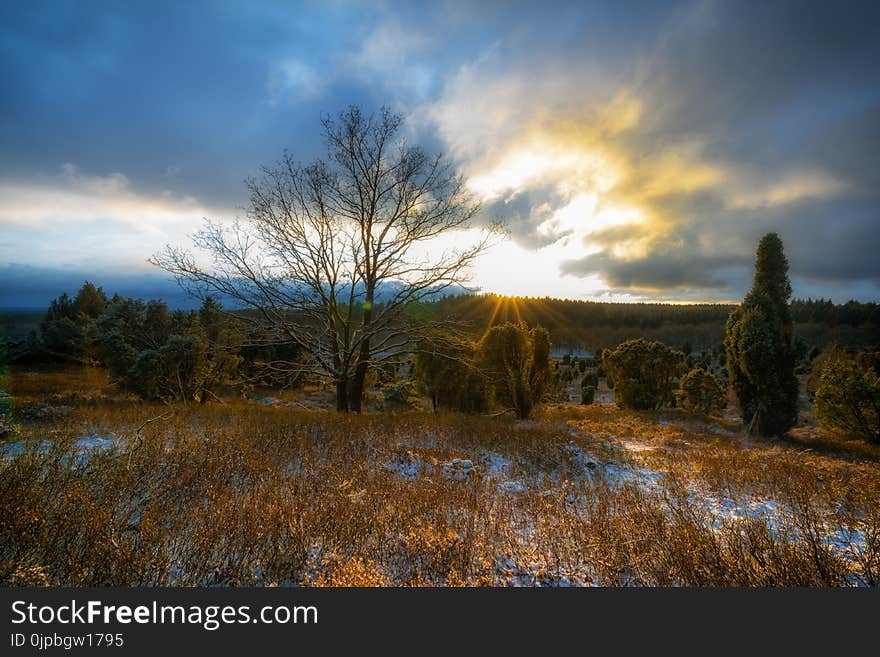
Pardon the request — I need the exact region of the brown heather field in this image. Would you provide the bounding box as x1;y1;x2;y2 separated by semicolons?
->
1;366;878;587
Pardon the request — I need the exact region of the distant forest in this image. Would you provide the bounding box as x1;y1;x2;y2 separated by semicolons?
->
411;294;880;353
2;293;878;362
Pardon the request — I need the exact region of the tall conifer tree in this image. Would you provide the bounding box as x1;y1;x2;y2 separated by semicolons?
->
724;233;798;436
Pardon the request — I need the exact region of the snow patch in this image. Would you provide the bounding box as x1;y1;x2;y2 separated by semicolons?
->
499;480;527;494
442;458;475;481
75;435;114;451
618;439;657;453
598;460;665;490
1;435;115;461
382;451;428;480
479;450;513;477
563;443;598;471
495;556;592;587
1;439;52;459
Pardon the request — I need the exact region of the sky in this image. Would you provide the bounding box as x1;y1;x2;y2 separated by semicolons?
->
1;0;879;308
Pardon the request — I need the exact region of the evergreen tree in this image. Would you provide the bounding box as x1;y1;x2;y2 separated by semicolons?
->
724;233;798;436
91;296;242;402
580;370;599;405
73;281;108;319
677;367;726;415
602;338;683;410
40;282;107;361
814;348;880;444
479;322;551;419
413;336;490;413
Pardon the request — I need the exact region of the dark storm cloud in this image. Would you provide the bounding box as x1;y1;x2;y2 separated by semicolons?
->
561;250;745;290
429;0;880;297
0;0;686;206
0;0;417;207
0;263;195;309
626;0;880;198
562;194;880;295
615;1;880;293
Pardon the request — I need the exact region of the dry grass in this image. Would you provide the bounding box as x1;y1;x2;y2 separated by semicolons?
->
1;366;878;587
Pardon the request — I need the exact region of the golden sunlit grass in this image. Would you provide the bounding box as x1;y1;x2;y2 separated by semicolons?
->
1;366;878;587
7;366;110;400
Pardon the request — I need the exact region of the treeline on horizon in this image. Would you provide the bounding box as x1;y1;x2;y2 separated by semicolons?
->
3;287;879;363
413;293;880;352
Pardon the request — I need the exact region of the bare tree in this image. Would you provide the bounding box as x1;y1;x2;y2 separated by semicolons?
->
152;106;492;411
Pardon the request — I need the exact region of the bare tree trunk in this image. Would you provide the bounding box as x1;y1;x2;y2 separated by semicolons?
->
349;287;374;413
349;343;370;413
335;377;349;412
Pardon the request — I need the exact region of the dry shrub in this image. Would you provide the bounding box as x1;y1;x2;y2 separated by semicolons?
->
307;554;389;587
2;366;878;587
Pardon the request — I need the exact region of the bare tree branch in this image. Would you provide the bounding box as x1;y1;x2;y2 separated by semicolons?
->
152;105;499;411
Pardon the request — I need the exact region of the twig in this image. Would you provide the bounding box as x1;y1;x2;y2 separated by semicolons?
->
127;408;174;470
205;389;227;405
743;411;758;437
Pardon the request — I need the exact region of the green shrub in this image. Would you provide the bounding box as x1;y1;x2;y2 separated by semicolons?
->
93;296;242;402
599;349;613;388
127;349;163;399
807;347;835;401
381;380;419;406
479;322;551;419
38;283;108;363
580;385;596;405
602;339;683;410
678;367;726;415
414;337;491;413
814;349;880;444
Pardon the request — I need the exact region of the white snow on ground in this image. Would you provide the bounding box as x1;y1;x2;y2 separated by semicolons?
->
695;489;781;524
499;480;527;494
827;527;867;554
382;448;530;490
605;436;874;580
606;436;783;522
442;458;476;481
479;450;529;494
496;556;591;587
599;459;665;489
382;451;430;480
1;439;53;459
559;441;664;491
618;439;657;453
826;527;871;585
75;435;115;451
563;442;599;470
274;430;873;583
1;435;115;461
479;450;513;476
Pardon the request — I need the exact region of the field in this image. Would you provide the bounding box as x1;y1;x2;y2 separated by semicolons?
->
1;366;878;587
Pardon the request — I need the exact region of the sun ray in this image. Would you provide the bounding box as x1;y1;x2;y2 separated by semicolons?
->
509;296;524;325
479;294;506;341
